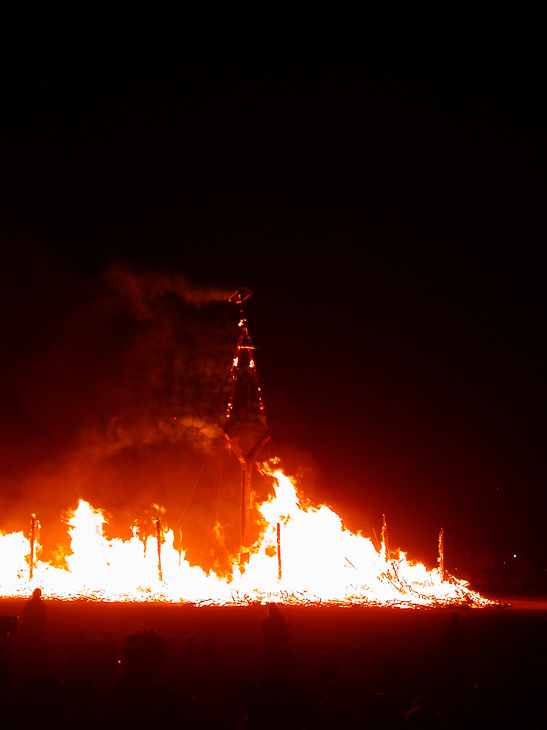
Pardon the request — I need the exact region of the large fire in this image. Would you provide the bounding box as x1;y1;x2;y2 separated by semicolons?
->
0;465;491;607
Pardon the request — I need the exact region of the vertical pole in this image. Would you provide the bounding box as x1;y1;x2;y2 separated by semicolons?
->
241;461;252;559
156;519;163;582
277;522;282;581
438;528;444;581
29;514;36;582
225;290;270;568
381;514;389;562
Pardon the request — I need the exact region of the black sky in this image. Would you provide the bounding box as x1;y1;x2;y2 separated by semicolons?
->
1;9;544;573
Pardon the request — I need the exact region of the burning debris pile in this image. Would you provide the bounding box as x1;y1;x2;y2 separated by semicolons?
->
0;279;494;608
0;466;491;607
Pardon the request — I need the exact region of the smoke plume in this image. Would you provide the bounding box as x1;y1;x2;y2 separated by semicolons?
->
0;252;248;569
103;264;238;320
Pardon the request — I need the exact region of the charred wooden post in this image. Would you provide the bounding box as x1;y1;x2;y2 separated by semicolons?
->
438;528;444;581
156;519;163;582
29;514;37;581
226;432;270;559
277;522;282;581
381;514;389;562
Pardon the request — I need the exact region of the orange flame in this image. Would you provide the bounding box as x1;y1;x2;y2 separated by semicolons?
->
0;466;492;607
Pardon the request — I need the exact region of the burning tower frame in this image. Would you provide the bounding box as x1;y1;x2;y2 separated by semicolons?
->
225;288;270;560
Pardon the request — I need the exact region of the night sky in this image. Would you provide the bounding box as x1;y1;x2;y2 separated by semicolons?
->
1;9;544;576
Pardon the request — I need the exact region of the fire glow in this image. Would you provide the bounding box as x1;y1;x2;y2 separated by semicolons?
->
0;466;491;607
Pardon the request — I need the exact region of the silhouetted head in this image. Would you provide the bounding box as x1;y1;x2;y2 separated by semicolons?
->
319;696;339;723
121;629;165;679
32;588;42;600
370;692;388;713
451;612;459;623
318;650;338;669
406;696;445;727
184;633;198;648
410;696;432;710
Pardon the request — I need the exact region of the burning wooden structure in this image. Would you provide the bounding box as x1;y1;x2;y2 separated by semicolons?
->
224;288;270;561
0;289;496;608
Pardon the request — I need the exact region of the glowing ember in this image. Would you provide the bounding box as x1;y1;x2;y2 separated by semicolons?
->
0;466;491;607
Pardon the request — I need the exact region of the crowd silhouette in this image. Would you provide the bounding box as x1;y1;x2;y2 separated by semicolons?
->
1;596;546;729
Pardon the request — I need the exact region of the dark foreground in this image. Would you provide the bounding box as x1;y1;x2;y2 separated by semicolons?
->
1;596;546;728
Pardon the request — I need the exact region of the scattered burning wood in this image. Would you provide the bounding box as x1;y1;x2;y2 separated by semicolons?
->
0;467;497;607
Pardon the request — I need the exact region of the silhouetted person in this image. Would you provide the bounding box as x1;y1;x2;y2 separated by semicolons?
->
182;633;198;670
6;669;66;729
442;612;467;675
176;633;198;701
442;613;465;655
245;673;308;730
366;691;391;729
102;629;183;730
405;696;446;727
262;603;290;675
0;645;7;724
66;629;95;683
21;588;47;646
309;650;342;705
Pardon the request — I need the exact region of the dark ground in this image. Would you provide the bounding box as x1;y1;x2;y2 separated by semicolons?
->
1;596;547;728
